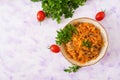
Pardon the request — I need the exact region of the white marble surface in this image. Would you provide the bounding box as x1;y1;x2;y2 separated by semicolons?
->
0;0;120;80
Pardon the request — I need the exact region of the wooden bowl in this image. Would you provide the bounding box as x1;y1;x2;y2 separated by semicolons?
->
60;17;108;67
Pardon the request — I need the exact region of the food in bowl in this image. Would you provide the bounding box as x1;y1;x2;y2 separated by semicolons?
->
56;18;108;67
65;22;103;64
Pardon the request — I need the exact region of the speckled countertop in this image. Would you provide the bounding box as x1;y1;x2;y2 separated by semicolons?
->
0;0;120;80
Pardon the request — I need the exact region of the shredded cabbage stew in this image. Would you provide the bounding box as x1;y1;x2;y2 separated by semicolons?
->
65;22;104;64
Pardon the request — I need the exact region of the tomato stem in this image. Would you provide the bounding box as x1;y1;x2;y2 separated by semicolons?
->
40;21;41;25
101;9;106;12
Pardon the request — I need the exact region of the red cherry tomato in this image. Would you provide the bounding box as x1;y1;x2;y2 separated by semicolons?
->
37;10;45;21
95;11;105;21
50;44;60;53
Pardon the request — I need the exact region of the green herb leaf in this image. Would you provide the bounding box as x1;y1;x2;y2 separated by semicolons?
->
31;0;41;2
82;40;92;48
64;65;81;73
31;0;87;23
56;24;77;45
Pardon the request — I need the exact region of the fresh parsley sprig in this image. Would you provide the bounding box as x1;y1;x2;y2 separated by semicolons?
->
31;0;87;23
56;24;77;45
64;65;81;73
31;0;41;2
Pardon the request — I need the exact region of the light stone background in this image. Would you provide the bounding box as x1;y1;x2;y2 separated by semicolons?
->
0;0;120;80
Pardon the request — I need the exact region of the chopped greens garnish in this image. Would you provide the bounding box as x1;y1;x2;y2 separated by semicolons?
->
56;24;77;45
82;39;92;48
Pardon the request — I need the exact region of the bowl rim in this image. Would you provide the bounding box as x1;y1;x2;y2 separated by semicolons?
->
60;17;109;67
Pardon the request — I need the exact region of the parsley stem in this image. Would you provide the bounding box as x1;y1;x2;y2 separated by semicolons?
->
64;65;81;73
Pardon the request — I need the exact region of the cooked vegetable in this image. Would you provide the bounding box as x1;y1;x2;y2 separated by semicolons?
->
56;24;77;45
31;0;87;23
65;22;103;64
64;65;81;73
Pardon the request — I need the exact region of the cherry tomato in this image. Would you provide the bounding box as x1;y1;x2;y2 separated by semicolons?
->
37;10;46;21
50;44;60;53
95;11;105;21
